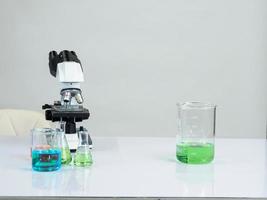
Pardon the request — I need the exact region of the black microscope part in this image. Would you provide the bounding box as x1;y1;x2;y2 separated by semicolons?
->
42;103;90;134
65;120;76;134
61;88;81;92
59;50;81;63
43;106;90;121
48;50;82;78
48;51;58;77
42;104;52;109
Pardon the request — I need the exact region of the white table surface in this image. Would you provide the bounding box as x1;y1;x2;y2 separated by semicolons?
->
0;136;266;199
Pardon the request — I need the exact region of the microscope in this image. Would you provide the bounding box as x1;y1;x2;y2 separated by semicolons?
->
42;50;91;152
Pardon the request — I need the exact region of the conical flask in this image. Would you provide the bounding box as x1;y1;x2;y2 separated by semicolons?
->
59;130;72;165
74;127;93;167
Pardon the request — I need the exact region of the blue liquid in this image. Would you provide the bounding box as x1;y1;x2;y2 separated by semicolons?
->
32;149;61;172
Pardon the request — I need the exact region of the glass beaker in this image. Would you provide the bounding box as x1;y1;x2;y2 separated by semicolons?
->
58;130;72;165
74;127;93;167
176;102;216;164
31;128;61;171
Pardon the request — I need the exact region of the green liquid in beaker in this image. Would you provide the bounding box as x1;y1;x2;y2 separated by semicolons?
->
61;147;72;165
176;143;214;164
74;147;93;167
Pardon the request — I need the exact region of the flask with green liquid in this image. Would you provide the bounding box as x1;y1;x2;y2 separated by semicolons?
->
58;130;72;165
176;102;216;164
74;127;93;167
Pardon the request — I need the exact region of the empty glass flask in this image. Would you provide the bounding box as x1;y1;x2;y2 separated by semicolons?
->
176;102;216;164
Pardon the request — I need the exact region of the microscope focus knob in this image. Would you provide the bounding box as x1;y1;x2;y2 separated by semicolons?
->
44;110;52;121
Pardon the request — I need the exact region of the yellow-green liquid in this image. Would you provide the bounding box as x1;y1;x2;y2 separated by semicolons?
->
74;151;93;167
176;143;214;164
61;147;72;165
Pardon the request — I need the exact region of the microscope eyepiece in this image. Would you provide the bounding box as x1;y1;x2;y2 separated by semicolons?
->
48;50;83;80
59;50;80;63
71;51;77;56
49;51;58;60
48;51;58;77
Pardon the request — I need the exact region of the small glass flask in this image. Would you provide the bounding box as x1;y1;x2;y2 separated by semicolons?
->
58;130;72;165
74;127;93;167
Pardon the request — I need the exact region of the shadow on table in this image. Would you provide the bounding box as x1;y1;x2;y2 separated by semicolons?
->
175;163;214;196
31;166;93;195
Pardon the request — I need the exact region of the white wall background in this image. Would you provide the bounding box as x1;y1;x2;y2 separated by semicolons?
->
0;0;266;138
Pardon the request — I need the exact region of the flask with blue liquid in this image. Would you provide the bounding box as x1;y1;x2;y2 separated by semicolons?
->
31;128;62;171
